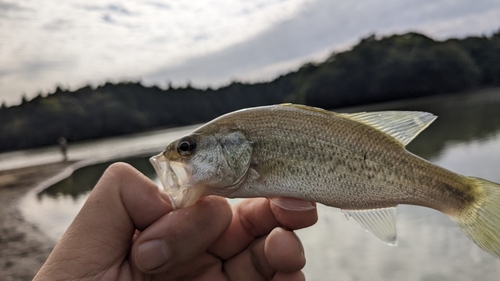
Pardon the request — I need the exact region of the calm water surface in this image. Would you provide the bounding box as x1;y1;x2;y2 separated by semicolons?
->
19;89;500;281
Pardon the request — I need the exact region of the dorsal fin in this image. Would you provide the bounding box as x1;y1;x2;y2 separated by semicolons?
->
343;207;398;245
340;111;436;146
282;104;436;146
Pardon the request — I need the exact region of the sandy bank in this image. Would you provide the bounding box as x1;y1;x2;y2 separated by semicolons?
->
0;162;76;281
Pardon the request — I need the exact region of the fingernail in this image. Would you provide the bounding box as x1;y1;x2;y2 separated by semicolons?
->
136;239;170;271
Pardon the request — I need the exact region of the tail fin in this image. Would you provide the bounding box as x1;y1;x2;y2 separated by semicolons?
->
451;177;500;258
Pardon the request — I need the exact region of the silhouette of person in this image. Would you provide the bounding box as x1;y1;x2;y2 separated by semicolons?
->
57;137;68;162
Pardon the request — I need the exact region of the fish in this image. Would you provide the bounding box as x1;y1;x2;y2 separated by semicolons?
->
150;104;500;258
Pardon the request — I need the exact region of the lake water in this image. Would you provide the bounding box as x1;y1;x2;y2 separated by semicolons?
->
16;88;500;280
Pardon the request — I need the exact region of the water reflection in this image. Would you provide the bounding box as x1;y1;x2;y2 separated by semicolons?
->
38;157;157;201
20;89;500;280
23;157;160;241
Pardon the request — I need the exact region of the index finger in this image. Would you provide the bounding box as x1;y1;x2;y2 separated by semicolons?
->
208;198;318;259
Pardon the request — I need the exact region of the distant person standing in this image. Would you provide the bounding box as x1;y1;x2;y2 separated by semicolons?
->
57;137;68;162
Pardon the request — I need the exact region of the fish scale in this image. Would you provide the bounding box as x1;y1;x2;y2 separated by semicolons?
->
217;106;468;211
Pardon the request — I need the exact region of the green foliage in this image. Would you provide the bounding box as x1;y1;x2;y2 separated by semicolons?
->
1;30;500;152
298;33;484;108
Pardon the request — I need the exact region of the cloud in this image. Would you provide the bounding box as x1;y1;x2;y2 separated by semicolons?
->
78;3;134;24
0;1;26;12
144;1;171;10
43;19;73;31
143;0;500;88
102;13;114;23
80;3;131;15
0;0;33;19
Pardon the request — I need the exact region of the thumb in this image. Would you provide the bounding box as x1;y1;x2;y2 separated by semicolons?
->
35;162;173;279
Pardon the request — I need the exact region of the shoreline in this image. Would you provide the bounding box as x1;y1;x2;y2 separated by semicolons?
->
0;161;87;280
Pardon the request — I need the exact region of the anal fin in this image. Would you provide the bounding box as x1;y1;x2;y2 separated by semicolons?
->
342;207;398;245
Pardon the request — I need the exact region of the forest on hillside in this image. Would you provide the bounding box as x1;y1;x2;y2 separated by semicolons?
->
1;30;499;152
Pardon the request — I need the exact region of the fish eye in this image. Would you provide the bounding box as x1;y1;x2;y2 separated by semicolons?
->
177;137;196;156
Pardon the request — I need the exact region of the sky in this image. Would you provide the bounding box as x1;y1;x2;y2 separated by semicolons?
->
1;0;499;106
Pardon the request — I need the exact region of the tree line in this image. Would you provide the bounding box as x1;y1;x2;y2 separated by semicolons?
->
0;30;499;152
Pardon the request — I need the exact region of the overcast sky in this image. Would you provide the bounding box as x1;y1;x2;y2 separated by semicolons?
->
1;0;499;106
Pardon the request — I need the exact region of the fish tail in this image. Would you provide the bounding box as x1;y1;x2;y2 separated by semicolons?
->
450;177;500;258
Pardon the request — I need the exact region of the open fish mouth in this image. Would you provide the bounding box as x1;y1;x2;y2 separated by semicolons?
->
150;153;202;209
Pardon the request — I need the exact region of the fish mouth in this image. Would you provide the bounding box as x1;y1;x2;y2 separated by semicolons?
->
150;153;204;209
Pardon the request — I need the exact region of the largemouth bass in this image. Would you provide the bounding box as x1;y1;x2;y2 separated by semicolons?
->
150;104;500;258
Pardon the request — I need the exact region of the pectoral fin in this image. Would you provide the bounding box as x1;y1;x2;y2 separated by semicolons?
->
342;207;398;245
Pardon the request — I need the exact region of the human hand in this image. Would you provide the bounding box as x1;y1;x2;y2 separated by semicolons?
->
34;162;318;280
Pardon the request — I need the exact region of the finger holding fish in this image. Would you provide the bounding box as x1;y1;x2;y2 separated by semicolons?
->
209;198;318;259
211;198;315;281
223;227;306;281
